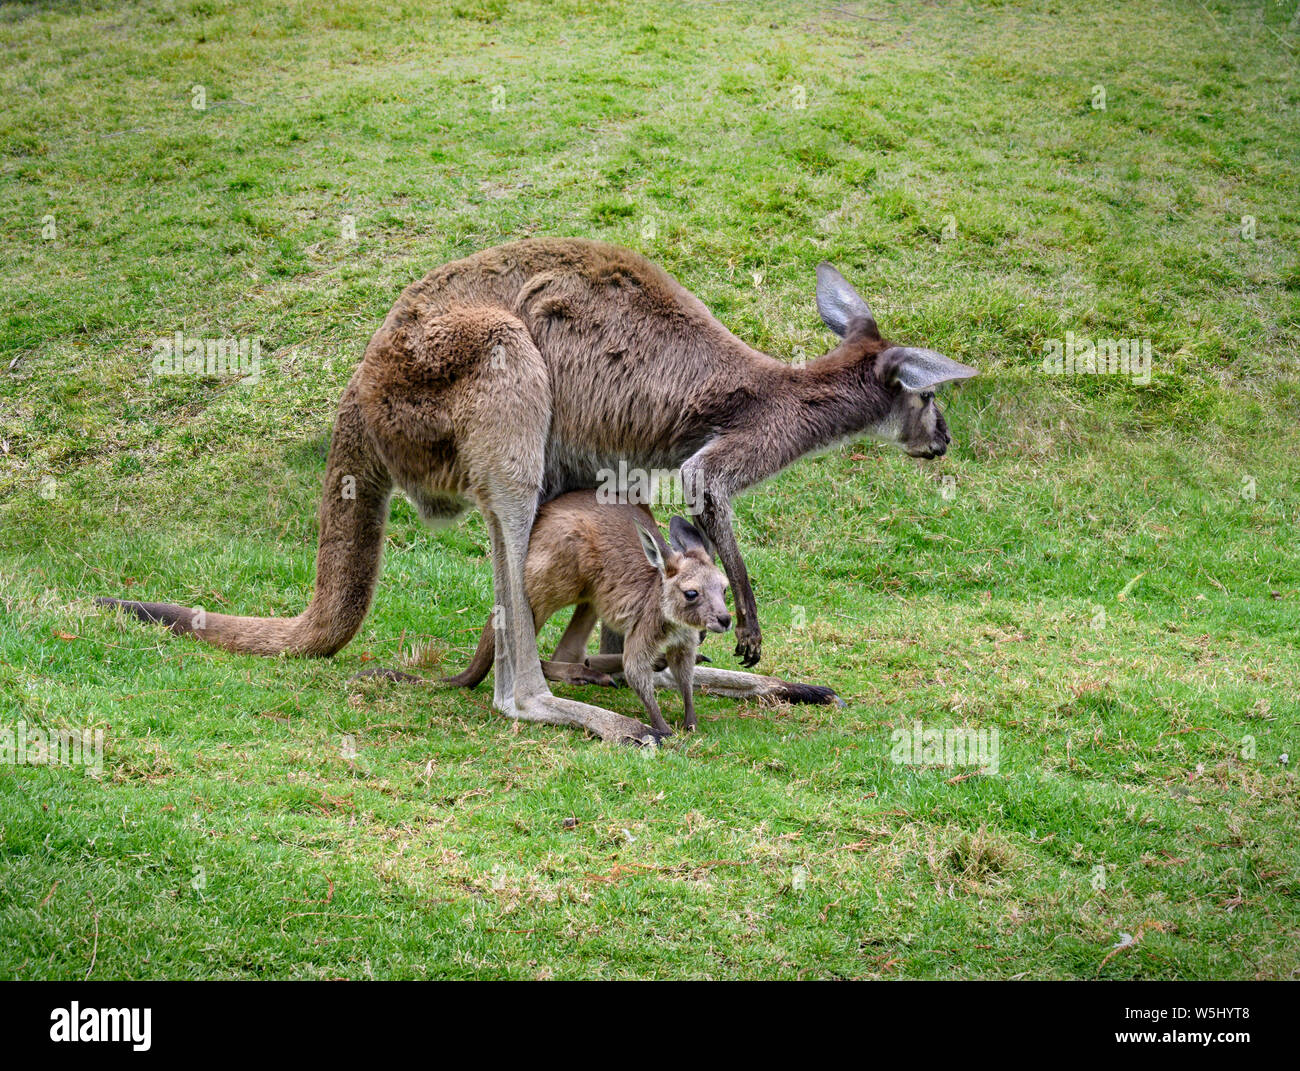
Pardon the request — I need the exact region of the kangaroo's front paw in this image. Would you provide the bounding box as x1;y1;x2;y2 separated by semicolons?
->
734;625;762;667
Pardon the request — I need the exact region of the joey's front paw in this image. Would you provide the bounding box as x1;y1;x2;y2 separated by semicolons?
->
734;625;761;667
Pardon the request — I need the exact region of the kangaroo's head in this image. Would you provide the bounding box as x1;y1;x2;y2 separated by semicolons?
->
636;517;731;635
815;262;978;459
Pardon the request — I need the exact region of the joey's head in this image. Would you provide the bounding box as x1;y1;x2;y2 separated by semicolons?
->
814;262;978;459
635;517;731;635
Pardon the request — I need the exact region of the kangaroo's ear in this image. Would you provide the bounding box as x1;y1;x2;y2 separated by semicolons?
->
816;262;877;339
876;346;978;391
635;522;666;574
669;516;715;559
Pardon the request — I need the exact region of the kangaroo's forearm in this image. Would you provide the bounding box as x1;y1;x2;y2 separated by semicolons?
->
709;522;756;628
683;437;780;666
689;483;762;666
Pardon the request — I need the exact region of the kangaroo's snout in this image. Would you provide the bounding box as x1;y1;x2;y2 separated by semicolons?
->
910;423;952;460
711;612;732;633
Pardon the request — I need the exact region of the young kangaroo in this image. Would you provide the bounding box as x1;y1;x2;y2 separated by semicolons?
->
99;239;975;745
443;491;729;734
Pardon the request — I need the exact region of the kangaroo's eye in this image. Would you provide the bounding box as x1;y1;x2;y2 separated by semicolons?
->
683;590;699;600
920;391;935;403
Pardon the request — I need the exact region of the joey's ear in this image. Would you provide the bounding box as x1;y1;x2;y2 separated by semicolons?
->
875;346;978;391
668;516;715;559
635;522;666;574
816;262;877;339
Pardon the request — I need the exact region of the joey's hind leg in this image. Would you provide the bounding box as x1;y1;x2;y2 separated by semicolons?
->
538;605;614;686
540;660;616;687
551;603;598;663
583;652;625;676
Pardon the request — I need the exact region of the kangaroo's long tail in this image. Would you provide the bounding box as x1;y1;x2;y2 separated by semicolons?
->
97;383;393;658
439;618;495;688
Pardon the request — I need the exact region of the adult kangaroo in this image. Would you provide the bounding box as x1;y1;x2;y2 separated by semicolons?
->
99;238;976;745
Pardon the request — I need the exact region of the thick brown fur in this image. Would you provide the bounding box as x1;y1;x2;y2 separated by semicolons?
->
99;239;969;743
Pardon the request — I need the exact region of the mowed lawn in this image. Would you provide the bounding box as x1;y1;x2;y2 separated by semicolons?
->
1;0;1298;979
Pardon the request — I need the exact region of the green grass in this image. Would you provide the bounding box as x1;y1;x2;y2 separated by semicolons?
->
2;0;1298;979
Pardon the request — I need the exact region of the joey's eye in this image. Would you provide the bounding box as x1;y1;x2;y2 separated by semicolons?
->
920;391;935;403
683;590;699;600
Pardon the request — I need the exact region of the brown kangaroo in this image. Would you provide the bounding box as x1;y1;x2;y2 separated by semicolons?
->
443;490;730;734
98;238;975;745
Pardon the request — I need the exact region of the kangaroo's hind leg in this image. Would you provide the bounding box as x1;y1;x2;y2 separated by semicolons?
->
454;314;664;745
483;510;516;710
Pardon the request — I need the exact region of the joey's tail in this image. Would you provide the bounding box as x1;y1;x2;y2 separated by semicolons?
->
97;386;393;658
440;618;495;688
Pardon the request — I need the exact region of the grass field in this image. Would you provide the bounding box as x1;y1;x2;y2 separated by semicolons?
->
1;0;1298;979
